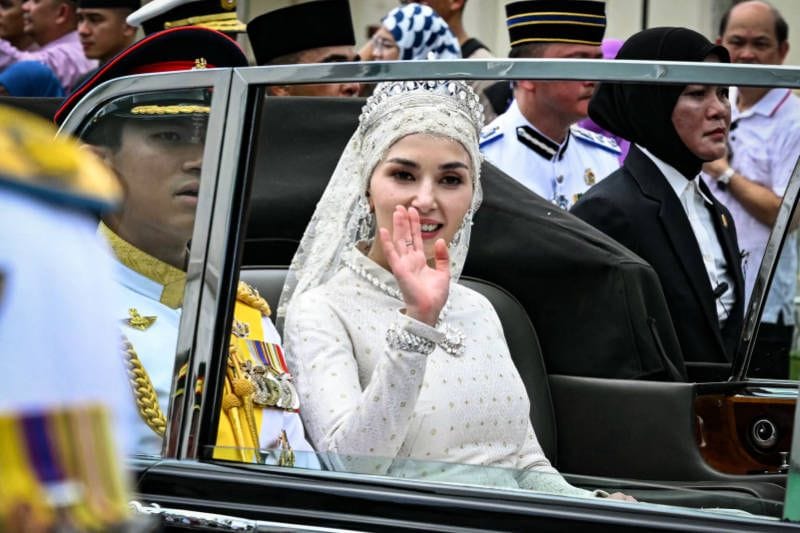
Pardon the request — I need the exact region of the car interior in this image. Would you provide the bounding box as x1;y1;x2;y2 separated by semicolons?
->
238;94;794;517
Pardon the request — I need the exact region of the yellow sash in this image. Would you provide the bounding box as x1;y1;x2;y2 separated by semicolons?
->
213;285;270;462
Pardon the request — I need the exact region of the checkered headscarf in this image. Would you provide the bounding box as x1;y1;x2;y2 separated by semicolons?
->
382;2;461;60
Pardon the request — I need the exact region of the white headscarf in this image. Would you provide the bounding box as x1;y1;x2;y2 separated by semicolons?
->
277;80;484;321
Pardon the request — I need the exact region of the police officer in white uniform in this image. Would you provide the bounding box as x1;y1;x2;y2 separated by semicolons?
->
481;0;620;209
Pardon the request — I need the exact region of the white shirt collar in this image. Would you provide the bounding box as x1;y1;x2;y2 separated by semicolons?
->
508;98;568;148
637;145;712;205
731;86;792;120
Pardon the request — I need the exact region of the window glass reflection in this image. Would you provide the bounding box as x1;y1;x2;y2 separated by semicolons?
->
79;89;211;456
750;234;798;379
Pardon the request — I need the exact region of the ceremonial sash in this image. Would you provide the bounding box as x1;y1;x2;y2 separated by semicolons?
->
0;405;129;531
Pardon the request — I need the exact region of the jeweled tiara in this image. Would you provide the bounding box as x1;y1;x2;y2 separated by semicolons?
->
359;80;484;134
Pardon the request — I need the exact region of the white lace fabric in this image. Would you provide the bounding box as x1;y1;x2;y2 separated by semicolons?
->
284;247;592;497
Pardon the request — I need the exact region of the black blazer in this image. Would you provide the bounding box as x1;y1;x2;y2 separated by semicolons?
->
571;146;744;368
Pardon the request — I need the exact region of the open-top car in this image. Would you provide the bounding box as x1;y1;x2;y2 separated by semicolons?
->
52;57;800;530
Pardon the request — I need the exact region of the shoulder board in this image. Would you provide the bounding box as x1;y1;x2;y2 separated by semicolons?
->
479;124;504;148
236;281;271;317
570;125;621;155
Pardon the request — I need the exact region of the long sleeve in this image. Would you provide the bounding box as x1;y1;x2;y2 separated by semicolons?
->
284;288;442;474
283;249;595;494
515;421;594;497
0;33;96;91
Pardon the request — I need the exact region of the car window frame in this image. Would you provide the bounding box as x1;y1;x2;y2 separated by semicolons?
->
57;58;800;521
59;67;237;461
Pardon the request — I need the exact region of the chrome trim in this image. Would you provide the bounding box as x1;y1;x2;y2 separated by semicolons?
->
232;59;800;88
130;500;364;531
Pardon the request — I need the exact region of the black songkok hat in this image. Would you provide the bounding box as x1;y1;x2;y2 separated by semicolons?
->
77;0;139;10
505;0;606;48
127;0;245;36
54;26;248;125
589;27;730;178
247;0;355;66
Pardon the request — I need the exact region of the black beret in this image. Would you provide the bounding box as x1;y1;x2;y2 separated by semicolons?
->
247;0;355;66
55;26;247;125
506;0;606;48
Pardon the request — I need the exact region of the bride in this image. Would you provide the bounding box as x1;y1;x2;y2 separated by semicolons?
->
279;79;632;500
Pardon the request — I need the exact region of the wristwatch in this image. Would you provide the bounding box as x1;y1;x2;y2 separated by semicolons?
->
718;167;735;185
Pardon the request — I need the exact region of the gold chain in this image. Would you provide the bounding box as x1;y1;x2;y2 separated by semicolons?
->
118;283;278;455
121;336;166;437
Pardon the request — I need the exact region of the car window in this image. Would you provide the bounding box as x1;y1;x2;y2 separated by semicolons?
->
75;88;213;458
58;64;800;527
219;77;794;522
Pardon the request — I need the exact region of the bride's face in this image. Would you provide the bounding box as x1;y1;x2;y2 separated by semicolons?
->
367;133;473;268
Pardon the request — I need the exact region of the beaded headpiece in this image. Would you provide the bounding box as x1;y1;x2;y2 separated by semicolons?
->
277;80;485;322
360;80;484;136
358;80;485;189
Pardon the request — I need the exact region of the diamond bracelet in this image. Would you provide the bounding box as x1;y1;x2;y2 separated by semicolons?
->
386;323;436;355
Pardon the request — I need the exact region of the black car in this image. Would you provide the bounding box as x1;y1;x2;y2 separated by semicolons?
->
56;58;800;530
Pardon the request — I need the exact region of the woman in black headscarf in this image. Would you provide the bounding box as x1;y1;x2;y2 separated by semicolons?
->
570;27;744;380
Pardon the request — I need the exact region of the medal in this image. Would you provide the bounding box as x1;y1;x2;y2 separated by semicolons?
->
245;340;299;410
276;374;300;410
584;168;596;186
231;319;250;338
244;360;281;407
124;308;156;330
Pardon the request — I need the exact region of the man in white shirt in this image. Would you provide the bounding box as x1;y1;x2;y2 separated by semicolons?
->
480;0;620;210
703;0;800;378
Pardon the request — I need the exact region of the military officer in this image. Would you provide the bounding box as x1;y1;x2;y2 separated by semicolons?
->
481;0;620;209
0;105;132;530
54;27;318;468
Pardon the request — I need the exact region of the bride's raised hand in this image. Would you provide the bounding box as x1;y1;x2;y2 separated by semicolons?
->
378;205;450;326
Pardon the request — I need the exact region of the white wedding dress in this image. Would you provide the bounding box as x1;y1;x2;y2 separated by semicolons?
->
284;246;593;497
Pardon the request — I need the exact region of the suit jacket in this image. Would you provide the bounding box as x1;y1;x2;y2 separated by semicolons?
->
571;146;744;374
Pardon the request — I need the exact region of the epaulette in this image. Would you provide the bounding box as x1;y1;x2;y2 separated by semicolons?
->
570;125;621;155
236;281;271;317
479;124;504;148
